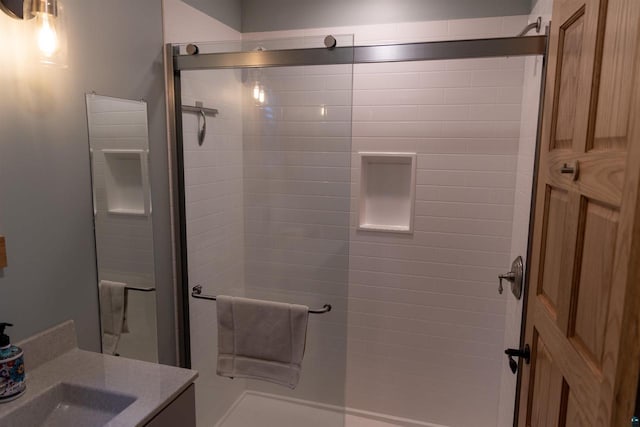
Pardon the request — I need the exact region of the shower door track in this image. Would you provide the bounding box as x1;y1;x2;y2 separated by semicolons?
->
173;35;546;70
166;32;549;369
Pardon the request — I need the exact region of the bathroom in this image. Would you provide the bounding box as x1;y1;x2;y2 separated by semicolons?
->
1;0;639;426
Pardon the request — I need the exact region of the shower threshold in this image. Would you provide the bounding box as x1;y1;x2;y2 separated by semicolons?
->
215;391;448;427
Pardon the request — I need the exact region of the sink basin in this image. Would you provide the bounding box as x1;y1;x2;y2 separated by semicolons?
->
2;382;136;427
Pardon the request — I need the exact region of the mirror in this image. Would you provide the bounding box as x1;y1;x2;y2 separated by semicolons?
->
85;93;158;363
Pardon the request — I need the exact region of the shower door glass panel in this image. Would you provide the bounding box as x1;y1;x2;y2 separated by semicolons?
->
180;37;352;427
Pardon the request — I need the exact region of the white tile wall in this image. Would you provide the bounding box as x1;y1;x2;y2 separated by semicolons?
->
181;67;247;427
166;7;539;427
347;58;522;427
497;2;554;426
244;16;530;427
242;65;352;411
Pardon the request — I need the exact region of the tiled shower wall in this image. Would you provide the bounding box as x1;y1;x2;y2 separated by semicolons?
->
242;64;353;409
181;66;247;425
347;57;522;427
181;66;247;424
182;70;245;425
245;16;530;427
170;4;537;425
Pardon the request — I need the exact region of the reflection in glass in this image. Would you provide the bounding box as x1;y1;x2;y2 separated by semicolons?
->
85;94;158;363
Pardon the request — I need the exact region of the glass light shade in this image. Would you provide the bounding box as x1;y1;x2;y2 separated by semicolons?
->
35;12;58;57
32;1;67;67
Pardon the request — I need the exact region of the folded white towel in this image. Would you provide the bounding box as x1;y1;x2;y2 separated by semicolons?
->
98;280;129;355
216;295;309;389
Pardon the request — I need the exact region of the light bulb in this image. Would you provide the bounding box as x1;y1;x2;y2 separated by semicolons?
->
253;83;260;100
258;89;265;104
36;13;59;58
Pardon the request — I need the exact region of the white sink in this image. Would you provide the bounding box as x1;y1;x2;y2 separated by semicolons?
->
2;382;136;427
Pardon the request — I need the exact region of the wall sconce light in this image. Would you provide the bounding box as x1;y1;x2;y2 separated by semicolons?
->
0;0;67;66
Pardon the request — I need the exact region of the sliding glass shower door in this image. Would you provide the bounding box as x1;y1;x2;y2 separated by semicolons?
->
179;37;353;427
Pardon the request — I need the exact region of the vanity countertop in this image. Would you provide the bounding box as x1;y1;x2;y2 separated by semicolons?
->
0;321;198;427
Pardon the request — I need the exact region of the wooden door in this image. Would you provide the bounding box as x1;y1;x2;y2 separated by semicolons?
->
518;0;640;425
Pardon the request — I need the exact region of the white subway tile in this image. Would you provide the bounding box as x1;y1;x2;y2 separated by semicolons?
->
472;68;526;87
444;87;498;104
420;71;472;88
182;16;532;427
354;73;422;90
354;88;444;105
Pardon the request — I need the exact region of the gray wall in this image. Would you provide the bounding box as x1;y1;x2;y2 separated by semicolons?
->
241;0;533;32
0;0;175;364
178;0;533;34
181;0;242;30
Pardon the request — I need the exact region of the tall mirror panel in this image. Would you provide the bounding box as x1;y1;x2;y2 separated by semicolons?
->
85;93;158;362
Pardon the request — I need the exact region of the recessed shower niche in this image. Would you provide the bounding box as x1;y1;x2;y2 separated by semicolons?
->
358;152;416;233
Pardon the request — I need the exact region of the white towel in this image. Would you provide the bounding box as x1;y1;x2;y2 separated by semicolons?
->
216;295;309;389
98;280;129;355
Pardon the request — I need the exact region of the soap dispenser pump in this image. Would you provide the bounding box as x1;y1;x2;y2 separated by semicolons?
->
0;323;26;402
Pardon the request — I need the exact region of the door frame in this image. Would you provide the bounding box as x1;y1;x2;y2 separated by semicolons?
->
512;24;552;427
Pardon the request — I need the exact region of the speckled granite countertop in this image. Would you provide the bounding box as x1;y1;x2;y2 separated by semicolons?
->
0;321;198;427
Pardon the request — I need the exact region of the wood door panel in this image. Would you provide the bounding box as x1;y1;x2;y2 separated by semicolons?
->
564;386;592;427
570;201;619;369
551;8;585;150
528;334;564;427
533;303;600;420
537;187;570;315
591;0;640;151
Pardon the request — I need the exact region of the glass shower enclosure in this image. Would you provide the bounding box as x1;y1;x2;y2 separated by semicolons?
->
176;37;354;426
168;32;548;427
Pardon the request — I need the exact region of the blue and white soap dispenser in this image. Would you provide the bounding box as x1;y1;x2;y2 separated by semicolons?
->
0;323;26;402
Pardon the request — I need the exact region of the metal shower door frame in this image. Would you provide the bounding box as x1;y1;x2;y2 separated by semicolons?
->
165;36;549;393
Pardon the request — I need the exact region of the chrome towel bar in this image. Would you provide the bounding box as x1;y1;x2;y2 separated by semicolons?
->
191;285;332;314
125;285;155;292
